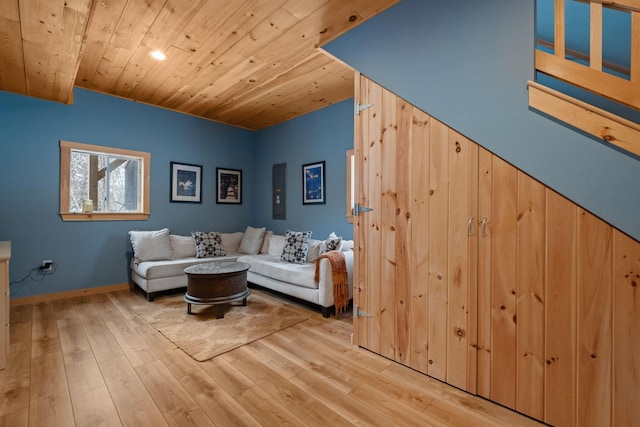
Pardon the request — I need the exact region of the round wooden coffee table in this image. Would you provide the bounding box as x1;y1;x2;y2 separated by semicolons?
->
183;261;251;318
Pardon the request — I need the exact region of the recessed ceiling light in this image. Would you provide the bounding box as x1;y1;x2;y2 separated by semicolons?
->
150;50;167;61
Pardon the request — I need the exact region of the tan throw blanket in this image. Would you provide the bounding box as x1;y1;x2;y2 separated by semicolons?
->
315;250;349;314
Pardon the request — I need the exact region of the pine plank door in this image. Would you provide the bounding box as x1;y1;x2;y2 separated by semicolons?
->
353;75;477;392
477;149;547;418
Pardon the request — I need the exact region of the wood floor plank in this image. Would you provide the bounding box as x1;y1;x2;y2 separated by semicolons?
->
381;362;542;426
350;382;441;427
29;351;75;426
2;288;548;427
290;369;399;426
74;295;125;362
98;355;168;427
235;385;307;426
135;359;214;426
93;295;158;368
424;399;496;427
55;316;94;365
0;306;31;418
106;292;176;356
199;356;255;398
295;333;435;413
0;342;30;417
241;339;306;379
258;333;361;393
231;345;353;426
31;302;60;357
0;407;28;427
66;358;121;426
179;371;261;427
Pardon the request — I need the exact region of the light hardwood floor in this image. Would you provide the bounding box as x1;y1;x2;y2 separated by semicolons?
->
0;288;545;426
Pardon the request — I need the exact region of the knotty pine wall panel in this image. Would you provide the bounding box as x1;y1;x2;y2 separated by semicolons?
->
408;108;431;373
355;75;640;425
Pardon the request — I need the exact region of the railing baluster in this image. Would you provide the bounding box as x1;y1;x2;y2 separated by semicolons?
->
591;2;603;71
554;0;566;58
632;11;640;82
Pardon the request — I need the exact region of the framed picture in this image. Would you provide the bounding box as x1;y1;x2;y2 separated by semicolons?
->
216;168;242;204
170;162;202;203
302;161;325;204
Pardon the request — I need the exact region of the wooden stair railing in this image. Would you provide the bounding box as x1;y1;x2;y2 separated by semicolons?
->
530;0;640;157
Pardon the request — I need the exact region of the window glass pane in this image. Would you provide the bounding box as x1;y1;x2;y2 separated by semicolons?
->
69;151;90;212
107;156;139;212
69;149;142;213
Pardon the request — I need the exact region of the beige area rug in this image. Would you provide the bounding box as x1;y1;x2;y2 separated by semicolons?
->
133;290;308;361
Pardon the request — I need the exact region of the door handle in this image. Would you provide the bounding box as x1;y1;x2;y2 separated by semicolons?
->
481;216;488;237
468;216;474;236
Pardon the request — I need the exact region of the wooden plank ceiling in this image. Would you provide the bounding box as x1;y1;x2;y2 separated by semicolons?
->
0;0;399;130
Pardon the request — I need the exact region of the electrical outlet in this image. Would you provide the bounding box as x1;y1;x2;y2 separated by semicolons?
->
41;260;53;271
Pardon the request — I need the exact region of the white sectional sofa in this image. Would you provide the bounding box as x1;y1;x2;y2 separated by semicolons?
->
237;232;353;317
128;227;353;317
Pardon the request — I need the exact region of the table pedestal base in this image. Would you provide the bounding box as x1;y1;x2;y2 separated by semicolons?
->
184;289;250;318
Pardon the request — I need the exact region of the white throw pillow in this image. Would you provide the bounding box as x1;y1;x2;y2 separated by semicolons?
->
280;230;312;264
129;228;172;261
268;235;286;257
169;235;196;258
306;239;322;263
340;240;354;251
260;231;273;254
220;232;244;252
238;226;266;255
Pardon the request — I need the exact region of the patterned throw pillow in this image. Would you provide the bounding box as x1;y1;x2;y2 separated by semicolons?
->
320;232;342;254
191;231;226;258
280;230;312;264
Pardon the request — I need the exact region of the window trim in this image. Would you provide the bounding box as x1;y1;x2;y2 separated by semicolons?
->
59;140;151;221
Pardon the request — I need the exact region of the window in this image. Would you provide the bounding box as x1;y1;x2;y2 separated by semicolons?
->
60;141;150;221
346;149;355;224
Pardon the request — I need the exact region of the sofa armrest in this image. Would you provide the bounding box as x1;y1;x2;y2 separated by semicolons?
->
316;250;354;308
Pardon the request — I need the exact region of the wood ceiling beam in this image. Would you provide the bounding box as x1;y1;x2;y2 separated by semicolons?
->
19;0;92;103
0;0;26;94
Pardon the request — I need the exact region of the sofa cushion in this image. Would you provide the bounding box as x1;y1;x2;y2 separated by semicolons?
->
129;228;172;261
192;231;226;257
221;232;244;252
133;256;238;280
281;230;312;264
267;235;286;257
238;226;266;255
169;235;196;258
239;254;319;289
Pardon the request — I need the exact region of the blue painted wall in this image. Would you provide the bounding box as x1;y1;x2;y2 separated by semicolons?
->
0;88;257;298
252;99;354;241
324;0;640;241
0;88;354;299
